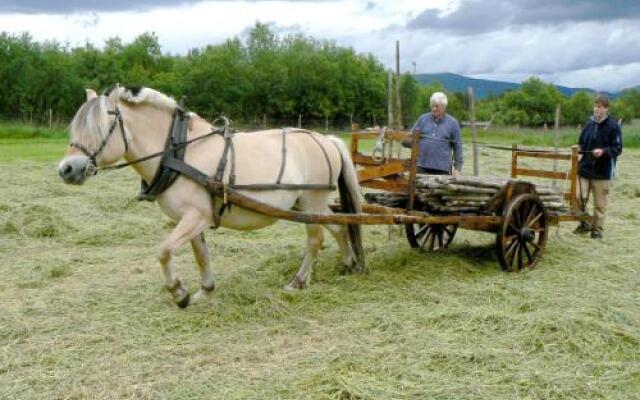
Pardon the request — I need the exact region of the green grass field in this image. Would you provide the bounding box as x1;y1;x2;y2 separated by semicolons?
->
1;134;639;399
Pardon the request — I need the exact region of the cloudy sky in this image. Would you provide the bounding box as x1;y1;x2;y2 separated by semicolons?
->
1;0;639;91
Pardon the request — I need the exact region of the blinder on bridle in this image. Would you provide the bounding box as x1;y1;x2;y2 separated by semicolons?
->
69;87;129;175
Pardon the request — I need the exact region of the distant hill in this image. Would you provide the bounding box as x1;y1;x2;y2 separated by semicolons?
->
414;73;616;99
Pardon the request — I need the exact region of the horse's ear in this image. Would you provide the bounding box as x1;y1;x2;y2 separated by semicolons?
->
85;89;97;101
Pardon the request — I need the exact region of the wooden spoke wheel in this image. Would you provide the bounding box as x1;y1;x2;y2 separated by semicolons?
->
496;194;548;272
406;223;458;252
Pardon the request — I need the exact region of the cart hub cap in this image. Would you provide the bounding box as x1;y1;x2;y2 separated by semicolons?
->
519;227;535;242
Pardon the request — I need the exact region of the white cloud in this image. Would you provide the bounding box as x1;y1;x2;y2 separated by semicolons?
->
0;0;638;91
346;20;640;91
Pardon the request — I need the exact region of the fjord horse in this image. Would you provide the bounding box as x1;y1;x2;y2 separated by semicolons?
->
58;87;363;307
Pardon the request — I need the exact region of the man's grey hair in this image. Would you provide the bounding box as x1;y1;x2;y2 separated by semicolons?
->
430;92;448;108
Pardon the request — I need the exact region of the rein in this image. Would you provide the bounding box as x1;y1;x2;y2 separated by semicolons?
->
95;115;222;173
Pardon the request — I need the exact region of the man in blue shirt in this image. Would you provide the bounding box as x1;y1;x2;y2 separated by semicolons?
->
573;94;622;239
403;92;463;177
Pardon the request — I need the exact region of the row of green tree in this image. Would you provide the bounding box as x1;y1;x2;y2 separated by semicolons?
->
1;23;639;128
0;23;387;125
402;77;639;128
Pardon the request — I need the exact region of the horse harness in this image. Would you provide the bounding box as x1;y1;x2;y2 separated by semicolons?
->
98;106;338;228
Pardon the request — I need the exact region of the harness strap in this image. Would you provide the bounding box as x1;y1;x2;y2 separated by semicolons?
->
108;109;128;153
303;130;333;185
163;157;210;186
163;157;337;192
214;134;233;183
138;108;189;201
276;128;287;184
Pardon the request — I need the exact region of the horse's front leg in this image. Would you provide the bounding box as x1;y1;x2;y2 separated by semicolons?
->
190;232;215;303
158;210;209;308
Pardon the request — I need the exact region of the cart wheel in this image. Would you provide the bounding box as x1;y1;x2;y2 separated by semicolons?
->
496;193;548;272
406;223;458;251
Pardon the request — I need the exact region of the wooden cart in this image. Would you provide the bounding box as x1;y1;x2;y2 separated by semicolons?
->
220;124;587;272
337;124;587;271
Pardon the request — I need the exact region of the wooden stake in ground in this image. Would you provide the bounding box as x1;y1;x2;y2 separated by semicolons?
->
386;69;395;239
467;86;479;176
387;69;394;129
553;103;561;190
395;40;402;131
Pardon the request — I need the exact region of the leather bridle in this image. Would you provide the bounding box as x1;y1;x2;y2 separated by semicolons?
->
69;100;129;173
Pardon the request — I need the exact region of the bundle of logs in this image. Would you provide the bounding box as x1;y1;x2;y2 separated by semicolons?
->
364;174;566;213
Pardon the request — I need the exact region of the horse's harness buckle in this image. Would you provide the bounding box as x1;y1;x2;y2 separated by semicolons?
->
211;115;234;138
84;163;98;177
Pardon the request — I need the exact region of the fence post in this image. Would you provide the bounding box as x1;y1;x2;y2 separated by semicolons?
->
298;114;302;128
570;145;579;212
49;109;53;129
511;144;518;179
387;69;394;129
467;87;479;176
553;104;561;190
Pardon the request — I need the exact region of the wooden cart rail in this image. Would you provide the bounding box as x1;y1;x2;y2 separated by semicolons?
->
511;144;580;211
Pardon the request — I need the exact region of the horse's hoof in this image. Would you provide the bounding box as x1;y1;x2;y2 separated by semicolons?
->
176;292;191;308
340;263;352;275
283;284;298;292
352;264;366;274
192;286;214;303
284;275;307;291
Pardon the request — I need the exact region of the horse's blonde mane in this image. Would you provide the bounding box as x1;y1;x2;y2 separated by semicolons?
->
119;87;177;111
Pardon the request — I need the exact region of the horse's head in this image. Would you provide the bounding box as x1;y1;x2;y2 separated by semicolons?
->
58;86;130;184
58;85;187;185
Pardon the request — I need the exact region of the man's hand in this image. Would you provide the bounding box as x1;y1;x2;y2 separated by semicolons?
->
592;148;604;158
453;170;462;180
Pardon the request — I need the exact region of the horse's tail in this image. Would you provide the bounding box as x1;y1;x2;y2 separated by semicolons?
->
328;136;365;273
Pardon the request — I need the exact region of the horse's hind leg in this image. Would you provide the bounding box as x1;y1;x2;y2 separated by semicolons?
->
285;224;324;290
323;224;356;272
158;210;209;308
190;232;215;303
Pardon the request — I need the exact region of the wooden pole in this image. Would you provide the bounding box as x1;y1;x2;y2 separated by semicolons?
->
553;103;561;190
387;69;394;129
350;123;360;157
395;40;402;130
407;125;420;211
570;145;579;212
511;144;518;179
49;109;53;129
467;87;479;176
